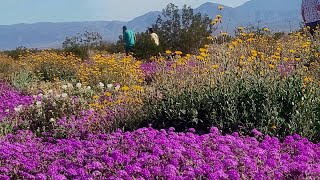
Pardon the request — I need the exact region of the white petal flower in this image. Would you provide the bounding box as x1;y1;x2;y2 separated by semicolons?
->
67;83;73;89
98;82;105;89
76;83;82;89
49;118;56;123
61;93;68;98
86;86;91;90
62;85;68;90
107;84;113;89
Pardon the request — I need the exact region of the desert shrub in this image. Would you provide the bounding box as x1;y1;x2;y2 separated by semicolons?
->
20;52;80;82
13;86;92;137
3;46;39;59
133;32;162;60
10;69;39;92
0;54;18;82
136;74;320;141
153;4;213;54
62;31;103;60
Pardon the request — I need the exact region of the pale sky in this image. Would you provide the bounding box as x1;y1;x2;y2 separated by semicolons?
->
0;0;249;25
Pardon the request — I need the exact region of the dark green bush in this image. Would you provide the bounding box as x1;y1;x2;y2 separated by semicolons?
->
136;75;320;141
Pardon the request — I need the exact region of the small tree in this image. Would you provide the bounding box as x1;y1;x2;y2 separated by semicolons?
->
62;31;103;60
153;4;213;54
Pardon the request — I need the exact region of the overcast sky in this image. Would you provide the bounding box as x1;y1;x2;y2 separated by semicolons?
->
0;0;249;25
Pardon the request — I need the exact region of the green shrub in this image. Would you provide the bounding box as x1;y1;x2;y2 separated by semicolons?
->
134;32;162;60
136;75;320;141
11;69;39;92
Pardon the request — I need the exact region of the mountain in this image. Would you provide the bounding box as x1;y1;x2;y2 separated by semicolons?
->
0;0;302;50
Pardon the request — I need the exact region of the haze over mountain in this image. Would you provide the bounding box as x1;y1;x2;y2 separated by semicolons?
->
0;0;302;50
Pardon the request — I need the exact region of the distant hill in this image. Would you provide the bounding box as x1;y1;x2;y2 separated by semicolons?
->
0;0;302;50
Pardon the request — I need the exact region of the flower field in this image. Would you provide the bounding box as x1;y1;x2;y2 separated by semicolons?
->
0;14;320;179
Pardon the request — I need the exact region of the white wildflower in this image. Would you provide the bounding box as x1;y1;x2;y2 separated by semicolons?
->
76;83;82;89
62;85;68;90
67;83;73;89
61;93;68;98
98;82;105;89
107;84;113;89
86;86;92;90
49;118;56;123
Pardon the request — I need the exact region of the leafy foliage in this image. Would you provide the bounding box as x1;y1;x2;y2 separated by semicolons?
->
62;31;103;60
152;4;213;54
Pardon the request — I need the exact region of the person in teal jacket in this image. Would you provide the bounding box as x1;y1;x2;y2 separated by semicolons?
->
122;26;135;56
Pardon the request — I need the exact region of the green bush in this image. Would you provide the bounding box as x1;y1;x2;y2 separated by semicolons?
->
62;31;103;60
35;61;77;82
10;69;39;92
153;4;213;54
134;32;162;60
136;75;320;141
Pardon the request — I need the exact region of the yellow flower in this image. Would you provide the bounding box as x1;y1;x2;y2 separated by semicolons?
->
165;50;172;54
295;57;301;61
199;48;208;53
271;125;277;129
304;76;313;83
269;64;275;69
196;56;204;61
218;5;224;10
263;27;270;32
212;64;219;69
93;95;99;99
216;15;222;19
175;51;182;55
289;49;296;54
104;92;112;97
121;86;130;91
200;52;209;57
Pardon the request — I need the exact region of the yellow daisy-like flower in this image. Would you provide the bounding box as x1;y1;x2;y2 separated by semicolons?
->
104;92;112;97
175;51;182;55
165;50;172;54
218;5;224;10
121;86;130;91
93;95;99;99
269;64;275;69
212;64;219;69
200;52;209;57
216;15;222;19
196;56;204;61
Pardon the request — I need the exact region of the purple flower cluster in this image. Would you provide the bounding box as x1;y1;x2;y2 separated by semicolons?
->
0;128;319;179
278;62;295;77
140;60;202;77
0;83;33;120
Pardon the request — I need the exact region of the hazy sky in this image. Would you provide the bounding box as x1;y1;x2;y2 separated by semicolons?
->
0;0;249;25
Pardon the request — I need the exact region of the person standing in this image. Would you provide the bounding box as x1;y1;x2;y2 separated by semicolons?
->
301;0;320;35
149;28;159;46
122;26;135;55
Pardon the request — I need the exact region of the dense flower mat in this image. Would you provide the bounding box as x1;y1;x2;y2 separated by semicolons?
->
0;128;319;179
0;83;32;120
